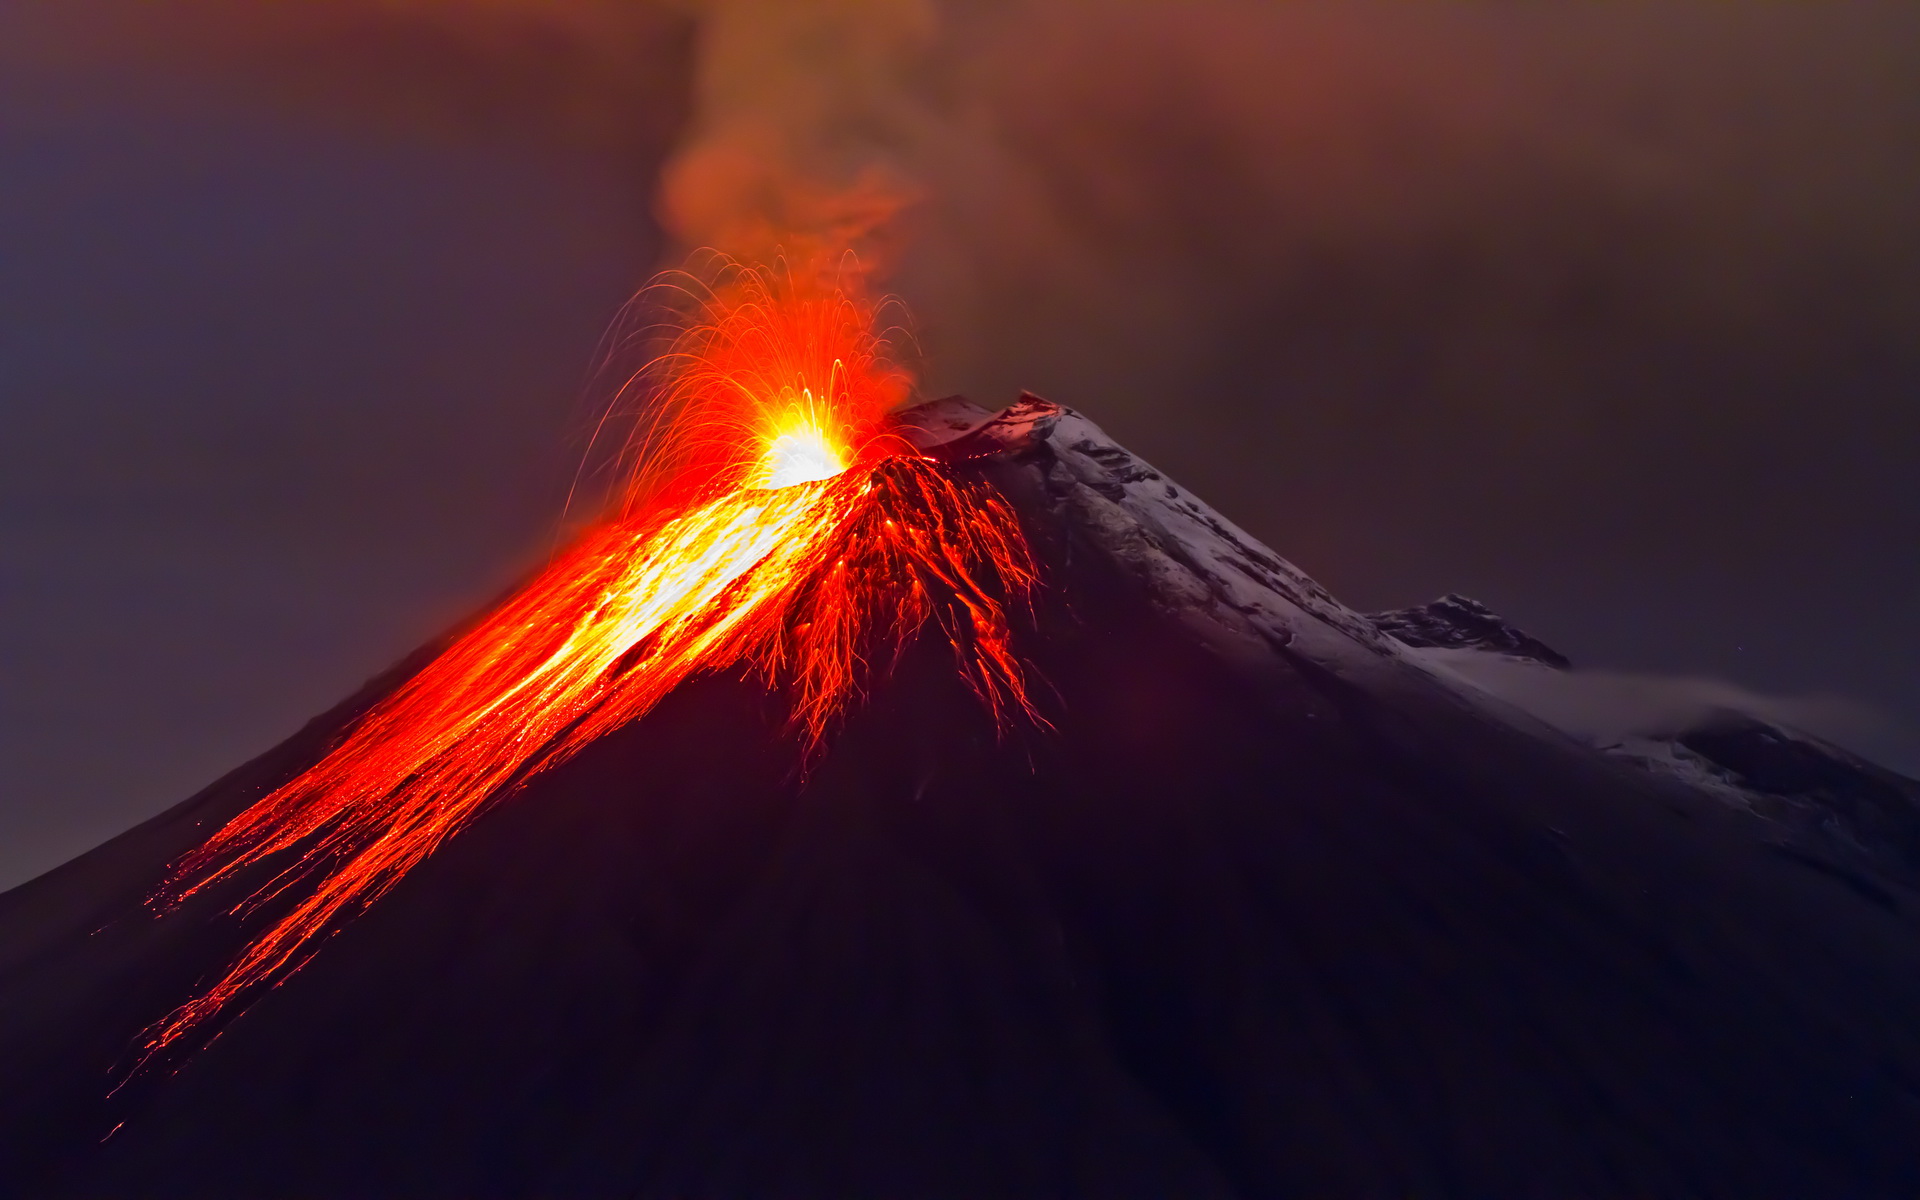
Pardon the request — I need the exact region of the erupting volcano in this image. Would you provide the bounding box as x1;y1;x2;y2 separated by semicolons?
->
6;261;1920;1198
139;262;1039;1070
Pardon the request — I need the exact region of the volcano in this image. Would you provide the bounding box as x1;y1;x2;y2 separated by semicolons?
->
5;396;1920;1197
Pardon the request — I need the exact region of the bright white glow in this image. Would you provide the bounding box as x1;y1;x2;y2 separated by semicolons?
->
758;423;848;489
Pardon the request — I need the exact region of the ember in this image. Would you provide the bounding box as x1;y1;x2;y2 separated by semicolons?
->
137;261;1037;1068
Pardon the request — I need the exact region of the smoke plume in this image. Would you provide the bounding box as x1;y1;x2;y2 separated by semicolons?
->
6;0;1918;893
655;0;939;270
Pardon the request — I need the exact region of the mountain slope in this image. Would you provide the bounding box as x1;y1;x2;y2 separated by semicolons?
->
4;397;1919;1197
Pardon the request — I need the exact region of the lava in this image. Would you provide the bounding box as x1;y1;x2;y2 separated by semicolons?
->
137;262;1037;1069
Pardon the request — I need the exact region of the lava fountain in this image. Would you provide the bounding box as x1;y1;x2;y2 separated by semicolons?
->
136;261;1039;1069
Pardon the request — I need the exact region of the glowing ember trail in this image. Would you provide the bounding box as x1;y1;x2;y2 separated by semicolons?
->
137;262;1038;1069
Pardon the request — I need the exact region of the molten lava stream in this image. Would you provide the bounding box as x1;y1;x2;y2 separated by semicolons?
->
136;264;1038;1071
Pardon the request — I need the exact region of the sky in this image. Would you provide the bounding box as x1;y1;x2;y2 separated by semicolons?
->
3;0;1918;889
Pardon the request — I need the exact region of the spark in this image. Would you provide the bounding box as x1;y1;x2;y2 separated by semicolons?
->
135;260;1037;1070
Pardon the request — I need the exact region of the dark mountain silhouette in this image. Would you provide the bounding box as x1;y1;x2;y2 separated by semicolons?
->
4;397;1919;1197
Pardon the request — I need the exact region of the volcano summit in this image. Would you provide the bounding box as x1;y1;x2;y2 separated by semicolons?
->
4;395;1920;1197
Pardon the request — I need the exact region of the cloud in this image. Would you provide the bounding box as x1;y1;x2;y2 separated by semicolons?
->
1410;645;1913;775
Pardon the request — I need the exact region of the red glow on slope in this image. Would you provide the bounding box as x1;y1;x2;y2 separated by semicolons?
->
137;262;1036;1069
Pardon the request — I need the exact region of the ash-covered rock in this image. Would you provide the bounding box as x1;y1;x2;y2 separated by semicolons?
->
1369;594;1572;668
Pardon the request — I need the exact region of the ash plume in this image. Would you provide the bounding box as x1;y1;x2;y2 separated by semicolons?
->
18;2;1917;342
0;0;947;271
655;0;940;270
9;11;1920;1185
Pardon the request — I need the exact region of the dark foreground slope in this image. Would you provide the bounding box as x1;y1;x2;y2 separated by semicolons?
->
4;399;1919;1198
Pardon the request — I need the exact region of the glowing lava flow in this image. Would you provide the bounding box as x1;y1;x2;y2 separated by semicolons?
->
138;264;1037;1068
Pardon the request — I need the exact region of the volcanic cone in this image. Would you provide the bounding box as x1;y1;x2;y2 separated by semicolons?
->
4;397;1919;1197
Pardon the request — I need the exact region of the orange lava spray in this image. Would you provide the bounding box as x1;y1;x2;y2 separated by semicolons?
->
137;260;1037;1070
